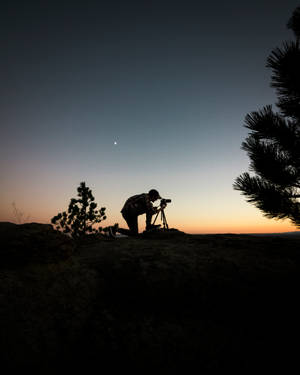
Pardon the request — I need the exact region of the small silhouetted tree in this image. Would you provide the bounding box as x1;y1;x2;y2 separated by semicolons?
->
51;182;107;238
234;7;300;228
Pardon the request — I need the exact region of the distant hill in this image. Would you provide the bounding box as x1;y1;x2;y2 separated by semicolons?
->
193;231;300;238
247;231;300;237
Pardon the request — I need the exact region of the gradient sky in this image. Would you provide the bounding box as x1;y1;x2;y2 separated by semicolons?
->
1;0;299;233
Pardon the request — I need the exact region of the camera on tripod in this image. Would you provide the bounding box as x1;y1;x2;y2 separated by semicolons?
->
160;198;171;207
149;198;172;231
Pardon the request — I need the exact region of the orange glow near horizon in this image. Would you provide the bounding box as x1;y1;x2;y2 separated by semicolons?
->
0;175;298;235
184;223;296;234
1;202;297;235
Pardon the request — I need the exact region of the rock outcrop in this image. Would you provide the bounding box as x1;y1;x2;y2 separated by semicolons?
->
0;222;75;267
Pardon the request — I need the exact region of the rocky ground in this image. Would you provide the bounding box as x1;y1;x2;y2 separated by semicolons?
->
1;222;300;373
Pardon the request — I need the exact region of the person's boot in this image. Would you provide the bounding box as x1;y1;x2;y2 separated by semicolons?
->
108;223;119;238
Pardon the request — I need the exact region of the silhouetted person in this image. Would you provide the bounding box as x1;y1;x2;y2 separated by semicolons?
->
117;189;162;236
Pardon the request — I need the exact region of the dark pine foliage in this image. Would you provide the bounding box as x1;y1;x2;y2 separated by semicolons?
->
234;7;300;228
51;182;107;238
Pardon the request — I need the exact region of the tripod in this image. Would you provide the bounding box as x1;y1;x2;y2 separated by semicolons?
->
152;207;169;230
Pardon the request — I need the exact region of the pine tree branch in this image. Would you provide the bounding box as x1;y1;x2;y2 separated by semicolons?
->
233;173;300;226
242;136;298;187
244;106;298;147
267;41;300;119
287;6;300;40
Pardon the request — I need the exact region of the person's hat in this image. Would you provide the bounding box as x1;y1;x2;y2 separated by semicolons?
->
148;189;161;199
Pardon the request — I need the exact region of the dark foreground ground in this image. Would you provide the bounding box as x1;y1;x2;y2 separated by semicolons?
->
1;223;300;373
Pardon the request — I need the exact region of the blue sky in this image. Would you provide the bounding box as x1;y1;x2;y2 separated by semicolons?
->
1;0;299;233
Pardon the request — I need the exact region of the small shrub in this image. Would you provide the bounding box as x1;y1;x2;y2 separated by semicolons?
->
51;182;107;238
12;202;30;224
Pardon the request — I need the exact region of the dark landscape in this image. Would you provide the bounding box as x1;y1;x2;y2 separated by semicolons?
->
1;222;300;373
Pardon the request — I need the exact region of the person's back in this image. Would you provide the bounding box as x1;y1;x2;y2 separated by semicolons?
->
121;193;155;216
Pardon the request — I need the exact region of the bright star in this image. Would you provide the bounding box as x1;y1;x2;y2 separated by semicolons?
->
114;141;117;145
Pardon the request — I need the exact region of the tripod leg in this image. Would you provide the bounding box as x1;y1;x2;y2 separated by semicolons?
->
161;210;169;230
152;211;159;225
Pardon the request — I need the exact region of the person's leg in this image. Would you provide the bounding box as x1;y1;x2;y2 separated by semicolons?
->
127;215;138;236
145;212;161;231
146;212;153;230
118;213;139;236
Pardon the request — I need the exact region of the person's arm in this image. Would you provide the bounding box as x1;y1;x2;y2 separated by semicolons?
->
145;194;158;214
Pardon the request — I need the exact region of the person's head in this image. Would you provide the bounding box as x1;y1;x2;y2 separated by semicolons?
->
148;189;161;202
